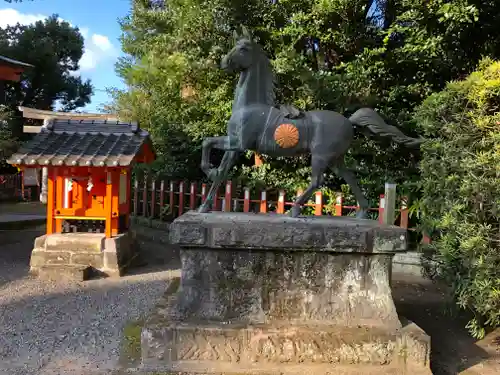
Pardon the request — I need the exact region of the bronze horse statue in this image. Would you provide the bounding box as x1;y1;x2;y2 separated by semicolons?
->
198;27;422;218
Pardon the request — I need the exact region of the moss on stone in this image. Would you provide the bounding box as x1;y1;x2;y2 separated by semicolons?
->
119;318;144;368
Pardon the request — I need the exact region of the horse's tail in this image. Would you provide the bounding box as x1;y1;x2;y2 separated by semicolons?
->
349;108;423;148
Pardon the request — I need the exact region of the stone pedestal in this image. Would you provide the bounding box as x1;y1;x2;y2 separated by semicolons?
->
30;231;138;280
141;212;431;374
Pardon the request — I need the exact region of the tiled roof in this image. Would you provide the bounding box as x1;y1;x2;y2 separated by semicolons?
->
0;55;34;68
8;119;153;167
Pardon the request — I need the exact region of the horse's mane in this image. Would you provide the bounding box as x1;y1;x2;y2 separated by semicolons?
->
254;44;276;106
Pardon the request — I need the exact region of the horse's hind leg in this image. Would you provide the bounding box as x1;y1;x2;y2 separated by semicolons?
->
289;154;328;217
333;160;369;219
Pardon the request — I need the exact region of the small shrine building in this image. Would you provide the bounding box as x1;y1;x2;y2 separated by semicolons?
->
7;118;155;280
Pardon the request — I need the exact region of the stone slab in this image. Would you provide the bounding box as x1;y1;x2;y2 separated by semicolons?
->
141;279;431;375
30;249;71;266
170;212;408;253
44;233;105;253
29;231;138;279
33;264;92;282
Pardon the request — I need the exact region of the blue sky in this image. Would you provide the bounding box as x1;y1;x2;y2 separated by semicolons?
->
0;0;131;112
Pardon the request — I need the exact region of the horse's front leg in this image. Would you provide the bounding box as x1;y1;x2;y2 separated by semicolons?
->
198;135;241;213
200;136;228;178
198;150;239;213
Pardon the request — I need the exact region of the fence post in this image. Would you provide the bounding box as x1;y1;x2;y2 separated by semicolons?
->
225;181;232;212
178;181;185;216
243;187;250;212
378;194;385;224
295;188;303;211
213;185;220;211
159;180;165;214
277;190;286;214
150;179;156;219
201;183;207;203
260;190;267;213
133;179;139;216
142;177;148;217
400;196;409;229
315;191;323;215
190;182;197;210
382;182;397;225
335;193;343;216
169;181;175;215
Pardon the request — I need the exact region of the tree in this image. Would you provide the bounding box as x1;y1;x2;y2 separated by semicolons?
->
415;59;500;339
0;15;92;116
0;15;92;174
112;0;500;204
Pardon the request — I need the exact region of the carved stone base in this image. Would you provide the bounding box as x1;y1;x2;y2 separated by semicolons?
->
140;212;431;374
141;281;431;374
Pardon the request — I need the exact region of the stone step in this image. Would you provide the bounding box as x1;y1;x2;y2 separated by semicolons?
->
30;248;104;269
45;233;105;253
34;264;92;282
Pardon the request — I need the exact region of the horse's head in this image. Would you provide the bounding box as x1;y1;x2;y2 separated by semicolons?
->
221;26;261;73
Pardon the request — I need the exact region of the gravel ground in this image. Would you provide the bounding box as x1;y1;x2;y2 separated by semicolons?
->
0;226;180;375
1;226;498;375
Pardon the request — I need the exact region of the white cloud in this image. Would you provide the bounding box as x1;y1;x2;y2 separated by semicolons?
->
92;34;112;52
0;8;115;71
0;8;45;28
79;27;89;39
79;49;97;70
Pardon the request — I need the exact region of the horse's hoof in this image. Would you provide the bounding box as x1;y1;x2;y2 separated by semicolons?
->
289;206;301;218
355;210;368;219
197;204;210;213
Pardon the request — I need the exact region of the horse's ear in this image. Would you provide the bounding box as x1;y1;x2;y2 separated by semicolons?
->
232;29;239;44
241;25;252;40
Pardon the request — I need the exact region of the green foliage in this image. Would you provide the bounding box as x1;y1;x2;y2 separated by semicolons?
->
0;105;18;173
113;0;500;203
0;15;93;141
415;59;500;338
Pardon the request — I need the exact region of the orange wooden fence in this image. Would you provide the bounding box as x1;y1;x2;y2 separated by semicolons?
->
132;179;419;232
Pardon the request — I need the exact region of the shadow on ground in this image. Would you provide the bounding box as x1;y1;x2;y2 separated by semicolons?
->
0;225;46;288
392;273;499;375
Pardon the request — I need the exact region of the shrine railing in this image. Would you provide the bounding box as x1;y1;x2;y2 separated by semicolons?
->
130;179;429;242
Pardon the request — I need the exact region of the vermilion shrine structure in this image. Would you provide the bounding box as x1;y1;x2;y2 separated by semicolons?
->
0;55;33;104
7;119;155;280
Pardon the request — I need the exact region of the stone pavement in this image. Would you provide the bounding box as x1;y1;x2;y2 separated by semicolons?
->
0;213;46;223
0;202;46;230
